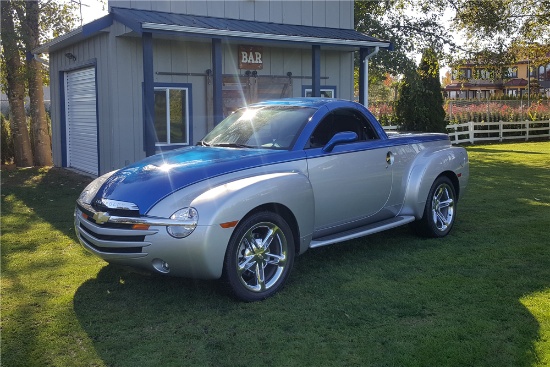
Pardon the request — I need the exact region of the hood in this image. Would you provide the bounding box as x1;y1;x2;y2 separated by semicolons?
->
94;146;302;214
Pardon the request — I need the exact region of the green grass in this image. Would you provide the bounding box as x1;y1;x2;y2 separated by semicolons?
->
2;141;550;367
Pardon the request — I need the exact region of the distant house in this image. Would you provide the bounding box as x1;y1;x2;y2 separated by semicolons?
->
34;0;391;176
445;56;550;99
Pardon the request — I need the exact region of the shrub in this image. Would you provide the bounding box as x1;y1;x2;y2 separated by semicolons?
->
1;114;15;165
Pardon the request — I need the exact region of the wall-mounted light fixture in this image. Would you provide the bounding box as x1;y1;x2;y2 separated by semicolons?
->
65;52;77;61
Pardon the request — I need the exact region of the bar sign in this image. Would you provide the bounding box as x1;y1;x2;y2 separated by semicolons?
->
239;45;263;70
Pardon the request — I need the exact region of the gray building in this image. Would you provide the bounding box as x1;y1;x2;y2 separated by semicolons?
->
36;0;391;176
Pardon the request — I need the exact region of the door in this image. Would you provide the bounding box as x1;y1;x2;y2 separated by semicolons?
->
306;109;393;236
65;67;98;176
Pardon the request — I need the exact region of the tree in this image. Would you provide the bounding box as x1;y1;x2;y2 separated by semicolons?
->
18;0;52;166
0;0;78;167
353;0;549;81
354;1;463;80
1;0;33;167
396;48;446;132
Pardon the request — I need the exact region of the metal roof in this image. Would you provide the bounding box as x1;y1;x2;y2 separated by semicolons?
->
111;7;392;49
35;7;392;54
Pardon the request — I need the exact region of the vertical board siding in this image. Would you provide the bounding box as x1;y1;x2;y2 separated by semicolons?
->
254;1;270;22
325;1;340;28
301;1;313;26
108;0;353;27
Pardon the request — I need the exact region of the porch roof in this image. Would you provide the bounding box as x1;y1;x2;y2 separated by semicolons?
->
35;6;392;54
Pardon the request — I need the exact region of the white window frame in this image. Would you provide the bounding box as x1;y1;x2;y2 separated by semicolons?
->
304;88;336;98
154;87;190;146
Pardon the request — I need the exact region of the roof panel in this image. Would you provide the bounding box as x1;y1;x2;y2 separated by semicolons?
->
111;7;390;48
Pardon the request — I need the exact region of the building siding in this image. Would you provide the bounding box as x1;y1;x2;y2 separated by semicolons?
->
108;0;354;29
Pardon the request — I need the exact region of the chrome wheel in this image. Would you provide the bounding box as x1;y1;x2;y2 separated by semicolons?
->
236;222;288;292
223;211;295;301
411;176;457;238
431;183;455;232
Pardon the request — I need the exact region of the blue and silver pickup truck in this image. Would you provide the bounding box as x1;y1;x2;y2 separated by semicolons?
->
75;98;469;301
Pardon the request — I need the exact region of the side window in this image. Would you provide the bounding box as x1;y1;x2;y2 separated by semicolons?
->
308;109;379;148
154;87;190;146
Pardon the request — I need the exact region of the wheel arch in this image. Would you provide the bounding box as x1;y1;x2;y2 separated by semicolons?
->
400;148;464;220
439;170;460;202
241;203;301;256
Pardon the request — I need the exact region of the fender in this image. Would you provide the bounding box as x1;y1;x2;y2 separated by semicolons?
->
192;170;315;250
400;146;468;219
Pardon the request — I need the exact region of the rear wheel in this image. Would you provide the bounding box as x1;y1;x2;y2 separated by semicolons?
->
222;211;295;302
412;176;456;238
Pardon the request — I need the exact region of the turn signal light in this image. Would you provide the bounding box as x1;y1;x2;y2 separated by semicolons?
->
132;224;150;230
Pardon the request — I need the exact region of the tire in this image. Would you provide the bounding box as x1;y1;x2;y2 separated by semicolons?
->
411;176;457;238
222;211;295;302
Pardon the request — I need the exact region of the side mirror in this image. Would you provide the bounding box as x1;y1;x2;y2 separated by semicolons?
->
322;131;358;153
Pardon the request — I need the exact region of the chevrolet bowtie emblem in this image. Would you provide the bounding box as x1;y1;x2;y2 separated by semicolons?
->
93;212;110;224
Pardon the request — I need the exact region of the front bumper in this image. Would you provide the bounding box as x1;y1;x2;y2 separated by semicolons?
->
74;202;230;279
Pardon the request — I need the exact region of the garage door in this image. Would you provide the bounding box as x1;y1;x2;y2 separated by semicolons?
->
65;67;98;176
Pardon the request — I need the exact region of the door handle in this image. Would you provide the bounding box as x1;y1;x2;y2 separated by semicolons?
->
386;151;394;166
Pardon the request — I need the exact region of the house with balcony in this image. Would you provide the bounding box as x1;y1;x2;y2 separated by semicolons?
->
444;55;550;99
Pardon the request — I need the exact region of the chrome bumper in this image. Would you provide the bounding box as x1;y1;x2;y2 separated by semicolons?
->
76;199;197;228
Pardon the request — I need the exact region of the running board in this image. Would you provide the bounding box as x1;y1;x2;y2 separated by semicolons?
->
309;216;416;248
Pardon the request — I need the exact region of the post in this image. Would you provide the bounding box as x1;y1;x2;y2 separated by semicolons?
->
212;38;223;125
311;45;321;97
142;32;156;157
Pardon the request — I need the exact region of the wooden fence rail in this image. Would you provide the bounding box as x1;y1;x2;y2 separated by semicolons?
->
383;120;550;145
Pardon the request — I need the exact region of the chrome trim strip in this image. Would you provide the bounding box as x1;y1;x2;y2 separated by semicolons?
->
78;214;158;236
309;216;416;248
78;228;151;248
100;198;140;211
77;200;197;227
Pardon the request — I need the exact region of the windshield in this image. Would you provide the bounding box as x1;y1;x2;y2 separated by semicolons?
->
201;106;315;149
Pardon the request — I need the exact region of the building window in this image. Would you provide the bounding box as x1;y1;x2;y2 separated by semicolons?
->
507;89;518;96
303;86;337;98
458;68;472;79
529;65;537;78
477;69;491;79
154;87;190;145
539;65;546;81
546;63;550;80
506;66;518;78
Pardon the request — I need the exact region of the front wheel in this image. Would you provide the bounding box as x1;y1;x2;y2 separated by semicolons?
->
411;176;457;238
222;211;295;302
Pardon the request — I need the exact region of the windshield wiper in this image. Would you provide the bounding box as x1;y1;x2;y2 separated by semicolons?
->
211;143;255;148
196;141;211;146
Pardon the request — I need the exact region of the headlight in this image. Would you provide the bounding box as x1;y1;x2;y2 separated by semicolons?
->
167;207;199;238
78;170;116;204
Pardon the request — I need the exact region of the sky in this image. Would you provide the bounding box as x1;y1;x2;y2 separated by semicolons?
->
76;0;108;25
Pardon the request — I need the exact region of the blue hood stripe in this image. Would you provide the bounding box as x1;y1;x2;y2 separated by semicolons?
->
95;147;305;214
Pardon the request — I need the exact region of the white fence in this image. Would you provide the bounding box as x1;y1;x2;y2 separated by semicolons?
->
383;120;550;145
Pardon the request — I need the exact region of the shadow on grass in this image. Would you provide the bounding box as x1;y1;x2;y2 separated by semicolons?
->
71;154;549;367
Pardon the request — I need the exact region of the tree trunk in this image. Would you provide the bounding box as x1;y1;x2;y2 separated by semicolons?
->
1;0;33;167
24;0;53;166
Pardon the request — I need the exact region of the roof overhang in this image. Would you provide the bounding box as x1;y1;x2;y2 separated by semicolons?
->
36;7;392;54
34;14;113;54
140;22;391;49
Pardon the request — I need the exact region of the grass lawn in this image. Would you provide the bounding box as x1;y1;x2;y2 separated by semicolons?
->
2;141;549;367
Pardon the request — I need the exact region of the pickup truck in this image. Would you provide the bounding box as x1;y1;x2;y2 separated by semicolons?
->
75;98;469;301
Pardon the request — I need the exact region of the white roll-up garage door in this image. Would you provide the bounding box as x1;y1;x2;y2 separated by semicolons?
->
65;67;98;176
